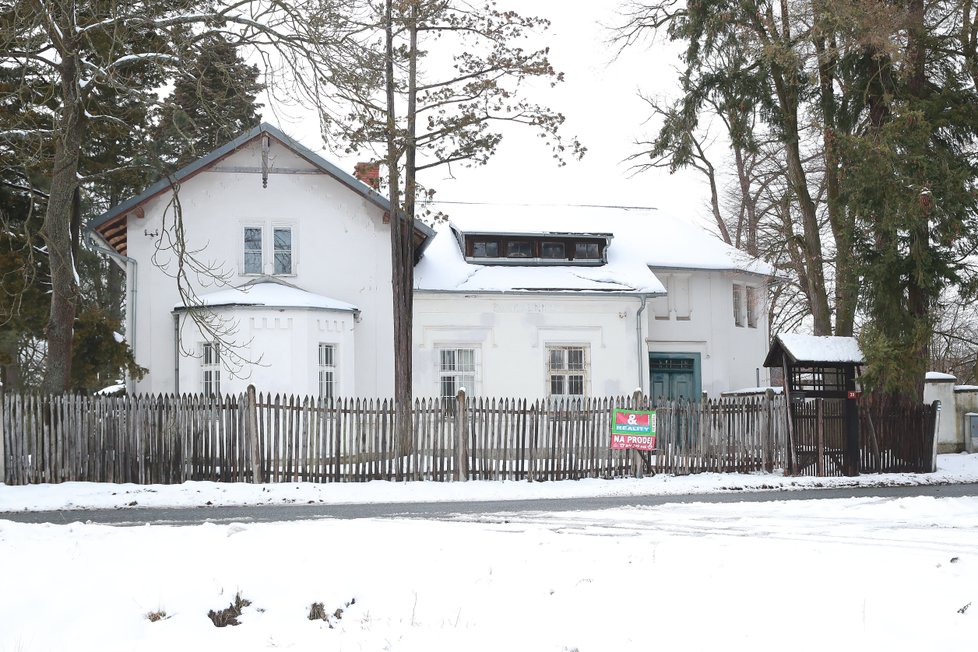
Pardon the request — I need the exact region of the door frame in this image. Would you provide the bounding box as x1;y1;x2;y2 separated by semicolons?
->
649;352;702;400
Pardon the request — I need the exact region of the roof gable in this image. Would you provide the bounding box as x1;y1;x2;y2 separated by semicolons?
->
87;123;434;256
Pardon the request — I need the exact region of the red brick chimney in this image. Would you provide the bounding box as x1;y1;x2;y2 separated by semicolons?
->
354;161;381;190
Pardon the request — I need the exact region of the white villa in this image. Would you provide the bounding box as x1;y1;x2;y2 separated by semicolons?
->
89;124;775;400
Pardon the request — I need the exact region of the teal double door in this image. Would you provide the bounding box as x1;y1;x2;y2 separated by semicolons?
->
650;353;701;401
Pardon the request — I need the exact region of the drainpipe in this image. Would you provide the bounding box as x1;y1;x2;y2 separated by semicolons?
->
636;295;648;392
88;233;137;394
173;313;180;394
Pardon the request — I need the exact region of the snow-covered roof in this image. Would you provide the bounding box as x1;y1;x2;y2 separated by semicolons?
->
764;333;864;367
174;278;358;313
926;372;957;382
415;204;773;294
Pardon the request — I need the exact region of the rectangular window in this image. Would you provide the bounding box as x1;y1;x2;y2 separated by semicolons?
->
318;343;337;398
242;224;295;275
243;227;263;274
746;286;758;328
574;242;599;259
201;342;221;396
547;345;588;397
733;284;745;327
541;242;566;259
438;348;477;399
273;227;293;275
472;240;498;257
506;241;532;258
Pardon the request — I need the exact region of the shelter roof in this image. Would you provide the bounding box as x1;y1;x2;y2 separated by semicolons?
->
763;333;864;368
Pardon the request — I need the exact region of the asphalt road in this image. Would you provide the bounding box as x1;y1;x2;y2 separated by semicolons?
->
2;482;977;527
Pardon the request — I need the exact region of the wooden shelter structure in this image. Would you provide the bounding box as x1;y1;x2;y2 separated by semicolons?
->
764;334;863;476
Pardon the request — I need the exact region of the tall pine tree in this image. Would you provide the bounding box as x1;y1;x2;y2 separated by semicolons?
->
155;36;264;168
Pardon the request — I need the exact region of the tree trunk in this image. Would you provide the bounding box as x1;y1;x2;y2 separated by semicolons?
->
385;0;414;463
905;0;930;400
42;47;85;393
814;30;856;336
397;2;419;457
770;67;833;335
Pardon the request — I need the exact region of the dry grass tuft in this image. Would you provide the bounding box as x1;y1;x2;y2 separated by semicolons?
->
146;610;168;622
308;598;356;627
208;592;252;627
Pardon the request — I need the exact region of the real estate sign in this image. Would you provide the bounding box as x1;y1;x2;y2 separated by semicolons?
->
610;409;657;451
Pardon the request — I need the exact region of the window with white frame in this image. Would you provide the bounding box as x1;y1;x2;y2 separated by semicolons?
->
201;342;221;396
318;343;337;398
273;227;293;274
547;345;588;397
243;227;263;274
746;286;758;328
241;224;294;275
733;284;745;327
438;347;477;399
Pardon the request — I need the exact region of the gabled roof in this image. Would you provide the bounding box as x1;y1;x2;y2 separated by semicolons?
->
763;333;864;368
87;122;434;257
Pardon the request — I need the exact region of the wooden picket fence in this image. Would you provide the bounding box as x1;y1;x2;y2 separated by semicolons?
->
787;397;938;477
0;389;787;486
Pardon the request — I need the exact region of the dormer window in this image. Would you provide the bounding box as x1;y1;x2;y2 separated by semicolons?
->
459;229;611;266
575;242;599;259
541;242;565;259
473;240;498;257
506;241;532;257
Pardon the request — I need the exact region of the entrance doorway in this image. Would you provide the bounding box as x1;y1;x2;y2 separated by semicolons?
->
650;353;701;401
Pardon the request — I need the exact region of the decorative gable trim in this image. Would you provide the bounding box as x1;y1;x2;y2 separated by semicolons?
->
86;123;435;258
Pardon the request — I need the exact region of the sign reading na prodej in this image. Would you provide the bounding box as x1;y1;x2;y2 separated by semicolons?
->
610;409;657;451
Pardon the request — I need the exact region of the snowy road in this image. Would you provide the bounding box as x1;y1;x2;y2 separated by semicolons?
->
3;481;977;526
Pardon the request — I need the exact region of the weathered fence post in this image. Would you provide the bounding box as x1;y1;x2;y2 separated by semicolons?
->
246;385;262;484
631;388;643;479
0;390;5;485
455;388;469;481
762;388;775;472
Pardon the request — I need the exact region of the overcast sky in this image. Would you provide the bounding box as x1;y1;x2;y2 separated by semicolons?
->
271;0;715;225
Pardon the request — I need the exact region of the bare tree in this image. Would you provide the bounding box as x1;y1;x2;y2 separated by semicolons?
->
312;0;583;454
0;0;337;392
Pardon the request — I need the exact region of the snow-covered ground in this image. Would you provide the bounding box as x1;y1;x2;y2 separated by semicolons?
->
3;453;978;513
1;454;977;651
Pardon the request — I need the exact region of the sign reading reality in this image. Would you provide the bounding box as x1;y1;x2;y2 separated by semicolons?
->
610;409;657;451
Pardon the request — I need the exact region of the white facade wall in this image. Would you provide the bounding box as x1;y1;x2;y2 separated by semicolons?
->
647;269;771;395
126;139;393;396
413;293;647;399
413;270;770;400
174;308;356;397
